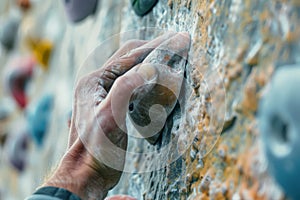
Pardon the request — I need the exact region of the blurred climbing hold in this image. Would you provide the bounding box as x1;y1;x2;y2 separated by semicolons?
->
17;0;31;11
0;13;20;51
0;105;11;121
7;129;30;172
27;95;54;147
25;37;53;70
129;32;190;144
0;133;7;147
5;56;35;109
259;65;300;200
63;0;98;23
131;0;158;17
21;16;56;70
0;99;14;147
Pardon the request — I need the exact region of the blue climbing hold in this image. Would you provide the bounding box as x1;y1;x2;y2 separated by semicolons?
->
259;65;300;200
27;95;54;147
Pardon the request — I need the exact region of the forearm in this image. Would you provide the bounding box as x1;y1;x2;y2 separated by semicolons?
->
42;177;108;200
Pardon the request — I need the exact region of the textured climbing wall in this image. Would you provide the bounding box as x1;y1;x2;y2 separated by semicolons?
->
111;0;298;199
1;0;299;199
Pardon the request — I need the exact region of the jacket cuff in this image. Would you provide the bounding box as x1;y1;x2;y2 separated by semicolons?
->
25;186;81;200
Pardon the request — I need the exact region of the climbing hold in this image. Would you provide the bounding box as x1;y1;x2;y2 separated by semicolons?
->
17;0;31;11
0;105;11;121
0;133;7;147
7;131;30;172
0;15;20;51
259;65;300;200
21;17;54;70
63;0;98;22
129;32;190;144
6;56;35;109
25;38;53;70
0;99;14;147
27;95;54;147
131;0;158;17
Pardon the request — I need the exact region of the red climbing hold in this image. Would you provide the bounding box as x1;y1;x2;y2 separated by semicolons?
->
5;56;36;109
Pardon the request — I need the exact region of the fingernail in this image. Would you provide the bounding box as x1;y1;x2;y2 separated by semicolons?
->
137;64;157;81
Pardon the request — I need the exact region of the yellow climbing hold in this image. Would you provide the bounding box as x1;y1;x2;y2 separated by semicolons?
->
26;37;53;70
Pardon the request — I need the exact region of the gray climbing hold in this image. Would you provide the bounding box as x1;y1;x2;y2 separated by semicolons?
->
63;0;98;23
259;65;300;200
0;16;20;50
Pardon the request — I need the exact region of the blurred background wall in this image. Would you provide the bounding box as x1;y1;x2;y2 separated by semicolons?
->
0;0;299;199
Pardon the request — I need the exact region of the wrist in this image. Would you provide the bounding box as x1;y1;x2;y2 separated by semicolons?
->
42;166;108;200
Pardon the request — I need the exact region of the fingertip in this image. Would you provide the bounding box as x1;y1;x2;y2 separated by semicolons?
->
136;63;157;82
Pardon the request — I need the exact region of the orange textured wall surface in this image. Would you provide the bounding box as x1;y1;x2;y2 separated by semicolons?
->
1;0;299;199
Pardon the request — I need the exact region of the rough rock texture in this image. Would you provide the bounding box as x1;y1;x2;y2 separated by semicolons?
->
110;0;297;199
1;0;299;199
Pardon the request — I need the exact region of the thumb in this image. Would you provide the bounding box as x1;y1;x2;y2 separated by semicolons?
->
81;64;157;171
103;63;157;133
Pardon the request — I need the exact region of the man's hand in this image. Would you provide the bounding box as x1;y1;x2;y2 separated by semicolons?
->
42;32;180;199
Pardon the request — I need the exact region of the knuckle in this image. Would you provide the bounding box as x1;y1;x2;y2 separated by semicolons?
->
103;66;119;78
114;75;136;91
115;75;129;87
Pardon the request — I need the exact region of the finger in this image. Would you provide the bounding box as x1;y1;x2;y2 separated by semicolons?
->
104;40;148;65
97;31;177;92
116;31;178;63
68;39;147;147
143;32;191;69
104;195;137;200
68;74;108;147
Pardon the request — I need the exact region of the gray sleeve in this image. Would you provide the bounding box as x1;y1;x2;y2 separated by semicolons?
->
25;194;62;200
25;186;81;200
